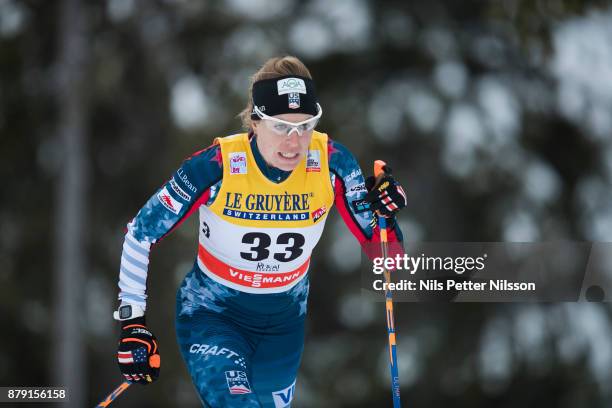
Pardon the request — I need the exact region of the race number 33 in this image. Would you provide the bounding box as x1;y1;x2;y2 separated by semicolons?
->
240;232;305;262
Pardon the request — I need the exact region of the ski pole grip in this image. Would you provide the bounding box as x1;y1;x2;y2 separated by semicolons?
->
373;160;388;230
374;160;387;180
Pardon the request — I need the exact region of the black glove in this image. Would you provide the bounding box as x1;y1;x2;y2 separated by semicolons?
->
364;165;407;217
117;317;160;385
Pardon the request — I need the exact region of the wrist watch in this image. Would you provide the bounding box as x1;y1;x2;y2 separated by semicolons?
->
113;304;145;321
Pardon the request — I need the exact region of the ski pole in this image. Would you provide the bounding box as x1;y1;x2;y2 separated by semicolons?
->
374;159;401;408
95;381;131;407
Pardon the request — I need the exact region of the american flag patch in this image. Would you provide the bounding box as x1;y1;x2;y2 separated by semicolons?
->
225;370;252;394
288;92;300;109
118;347;148;364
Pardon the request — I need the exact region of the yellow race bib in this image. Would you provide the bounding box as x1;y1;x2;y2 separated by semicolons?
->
197;131;334;293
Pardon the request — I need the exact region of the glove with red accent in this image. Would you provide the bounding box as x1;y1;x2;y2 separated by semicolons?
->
117;317;160;385
364;165;407;217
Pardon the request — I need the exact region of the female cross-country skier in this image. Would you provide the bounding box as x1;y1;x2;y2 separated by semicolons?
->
114;55;407;407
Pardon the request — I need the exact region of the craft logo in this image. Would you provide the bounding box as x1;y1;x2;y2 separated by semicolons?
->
223;191;312;221
311;205;327;223
157;187;183;214
272;380;296;408
189;344;240;359
277;77;307;95
306;150;321;172
225;370;252;395
131;328;152;336
170;178;191;201
229;152;247;175
190;344;247;368
288;92;300;109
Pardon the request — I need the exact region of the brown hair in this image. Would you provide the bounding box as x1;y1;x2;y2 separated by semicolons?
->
239;56;313;130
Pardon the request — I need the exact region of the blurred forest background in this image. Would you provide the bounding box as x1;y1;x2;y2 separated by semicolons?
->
1;0;612;407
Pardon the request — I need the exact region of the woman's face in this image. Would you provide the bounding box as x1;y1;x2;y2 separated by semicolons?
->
253;113;314;171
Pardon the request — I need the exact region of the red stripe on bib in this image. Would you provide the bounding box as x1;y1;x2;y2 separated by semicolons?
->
198;244;310;289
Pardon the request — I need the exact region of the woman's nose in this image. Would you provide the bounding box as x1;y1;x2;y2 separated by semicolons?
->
284;130;300;147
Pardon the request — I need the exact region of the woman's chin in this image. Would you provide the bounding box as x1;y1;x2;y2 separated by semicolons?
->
275;162;299;171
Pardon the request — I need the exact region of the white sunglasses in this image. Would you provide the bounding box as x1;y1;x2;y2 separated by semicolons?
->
253;103;323;136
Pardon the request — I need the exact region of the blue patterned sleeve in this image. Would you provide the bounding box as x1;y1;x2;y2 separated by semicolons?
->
118;144;223;307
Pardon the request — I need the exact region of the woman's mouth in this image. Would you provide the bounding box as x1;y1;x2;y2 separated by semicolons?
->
278;152;299;160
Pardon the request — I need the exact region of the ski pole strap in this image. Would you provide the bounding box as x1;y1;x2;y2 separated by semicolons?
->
374;159;389;241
